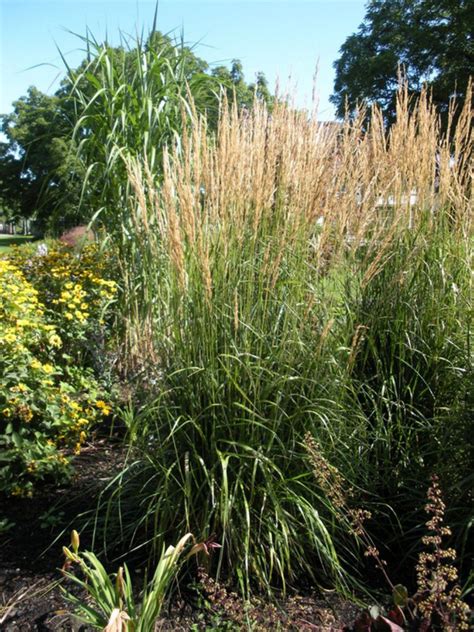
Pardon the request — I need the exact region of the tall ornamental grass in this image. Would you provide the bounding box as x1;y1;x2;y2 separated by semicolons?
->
63;27;225;346
93;85;472;594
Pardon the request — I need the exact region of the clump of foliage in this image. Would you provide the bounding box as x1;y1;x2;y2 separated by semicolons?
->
0;243;115;496
62;529;216;630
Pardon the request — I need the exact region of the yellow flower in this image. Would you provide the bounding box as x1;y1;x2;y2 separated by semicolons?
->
64;282;74;289
96;400;112;416
65;312;74;320
48;334;62;348
4;332;17;343
16;383;28;392
42;363;55;374
30;358;42;370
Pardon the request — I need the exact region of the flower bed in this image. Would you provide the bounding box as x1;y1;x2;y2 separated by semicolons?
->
0;243;116;496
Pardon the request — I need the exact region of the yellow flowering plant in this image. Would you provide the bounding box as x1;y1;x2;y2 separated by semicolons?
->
0;246;115;496
7;241;118;366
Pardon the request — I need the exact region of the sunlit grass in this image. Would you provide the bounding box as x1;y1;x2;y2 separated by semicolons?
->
0;235;35;252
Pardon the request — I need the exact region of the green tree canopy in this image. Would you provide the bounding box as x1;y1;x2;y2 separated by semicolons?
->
211;60;273;112
0;87;84;231
331;0;473;123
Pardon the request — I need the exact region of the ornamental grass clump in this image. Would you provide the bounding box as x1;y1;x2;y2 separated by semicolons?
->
92;83;472;595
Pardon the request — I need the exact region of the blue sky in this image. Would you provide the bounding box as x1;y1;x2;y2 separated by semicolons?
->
0;0;367;119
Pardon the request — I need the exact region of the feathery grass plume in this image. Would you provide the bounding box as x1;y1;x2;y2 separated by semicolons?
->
116;80;472;368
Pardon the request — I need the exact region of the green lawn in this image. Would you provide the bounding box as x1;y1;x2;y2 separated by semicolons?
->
0;234;35;252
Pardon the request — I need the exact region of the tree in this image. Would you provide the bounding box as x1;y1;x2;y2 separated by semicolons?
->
0;87;84;232
212;60;274;112
331;0;474;123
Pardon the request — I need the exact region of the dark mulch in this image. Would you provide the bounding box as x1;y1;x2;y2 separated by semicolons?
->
0;441;360;631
